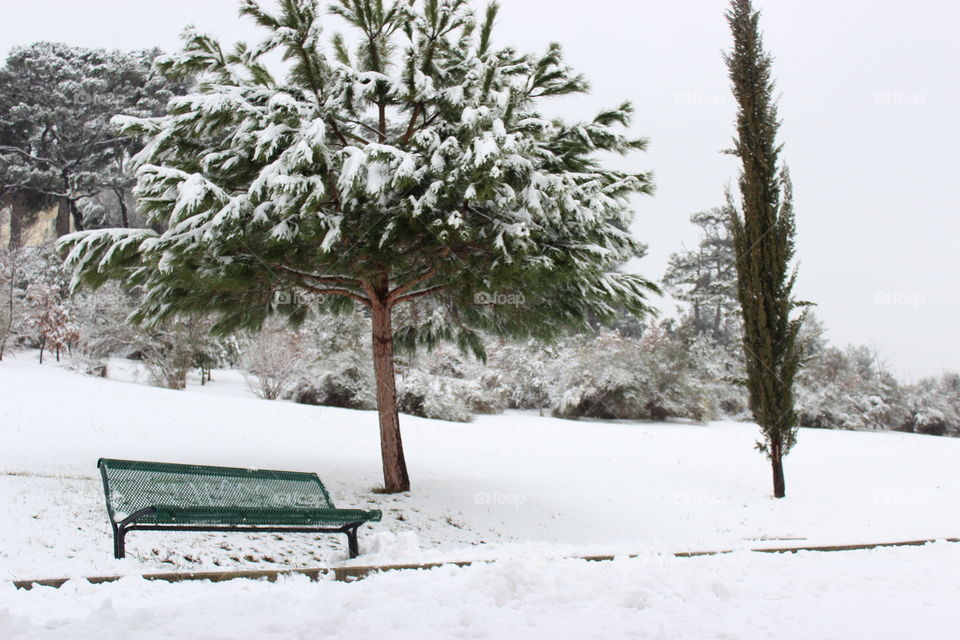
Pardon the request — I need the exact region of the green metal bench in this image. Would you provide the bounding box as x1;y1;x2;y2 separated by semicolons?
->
98;458;382;560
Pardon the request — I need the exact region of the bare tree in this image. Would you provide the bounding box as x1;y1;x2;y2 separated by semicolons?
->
242;327;305;400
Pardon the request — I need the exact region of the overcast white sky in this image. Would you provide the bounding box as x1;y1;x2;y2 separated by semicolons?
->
1;0;957;379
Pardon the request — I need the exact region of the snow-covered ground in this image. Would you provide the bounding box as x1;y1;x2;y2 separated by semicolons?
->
2;351;959;638
4;543;960;640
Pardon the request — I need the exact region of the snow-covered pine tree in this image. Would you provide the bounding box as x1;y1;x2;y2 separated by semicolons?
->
663;206;739;344
0;44;185;230
59;0;657;492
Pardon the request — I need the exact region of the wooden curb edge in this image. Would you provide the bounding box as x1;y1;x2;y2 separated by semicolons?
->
11;537;959;591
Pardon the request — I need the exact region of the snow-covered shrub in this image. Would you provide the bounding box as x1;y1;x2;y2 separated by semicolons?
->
2;246;144;363
795;345;909;431
903;379;951;435
485;339;561;414
394;344;484;422
291;366;375;409
289;311;376;410
0;246;61;356
142;317;217;390
795;357;861;429
935;373;960;435
465;368;510;415
417;343;505;415
901;374;960;436
554;325;718;422
2;246;146;365
397;368;473;423
66;351;108;377
687;332;749;420
634;327;720;421
241;327;306;400
854;371;909;431
72;283;147;359
144;341;192;390
25;274;80;364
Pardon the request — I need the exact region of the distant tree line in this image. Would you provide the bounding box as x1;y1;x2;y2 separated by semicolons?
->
0;42;188;234
3;240;959;438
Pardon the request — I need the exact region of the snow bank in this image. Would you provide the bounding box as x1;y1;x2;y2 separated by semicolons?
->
2;544;959;639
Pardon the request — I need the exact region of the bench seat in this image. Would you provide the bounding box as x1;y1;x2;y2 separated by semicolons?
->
147;505;382;527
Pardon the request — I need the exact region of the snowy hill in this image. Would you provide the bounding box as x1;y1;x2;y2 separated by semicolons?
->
2;352;959;580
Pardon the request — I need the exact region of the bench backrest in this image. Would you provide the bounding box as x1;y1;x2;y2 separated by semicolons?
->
98;458;335;521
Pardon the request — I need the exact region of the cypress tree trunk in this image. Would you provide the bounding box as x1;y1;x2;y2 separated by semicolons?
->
771;436;785;498
370;277;410;493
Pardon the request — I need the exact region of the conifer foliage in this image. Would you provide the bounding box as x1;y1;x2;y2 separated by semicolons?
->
0;43;183;229
59;0;656;492
724;0;804;498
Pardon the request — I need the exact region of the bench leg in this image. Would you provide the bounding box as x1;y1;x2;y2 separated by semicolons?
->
345;526;360;559
114;526;127;559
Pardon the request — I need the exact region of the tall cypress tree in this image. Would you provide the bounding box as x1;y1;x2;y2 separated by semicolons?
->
724;0;803;498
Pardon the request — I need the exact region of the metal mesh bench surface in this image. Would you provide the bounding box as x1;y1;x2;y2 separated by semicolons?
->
98;458;381;559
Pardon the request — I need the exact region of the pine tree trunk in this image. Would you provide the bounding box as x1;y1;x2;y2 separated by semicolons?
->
370;295;410;493
39;338;45;364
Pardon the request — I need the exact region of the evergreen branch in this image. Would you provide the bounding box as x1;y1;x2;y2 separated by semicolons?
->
421;109;442;129
343;118;383;140
394;284;445;304
0;145;62;167
387;264;437;304
359;278;383;308
328;117;372;146
91;136;130;148
300;283;371;307
400;102;423;145
273;264;363;288
278;8;354;149
326;173;343;212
